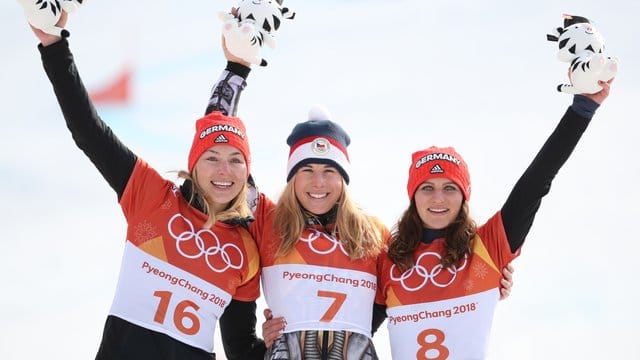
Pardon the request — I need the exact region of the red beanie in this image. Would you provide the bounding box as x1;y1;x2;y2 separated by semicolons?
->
406;146;471;200
187;111;251;175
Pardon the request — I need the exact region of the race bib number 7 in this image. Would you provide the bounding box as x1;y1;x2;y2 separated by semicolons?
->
262;264;376;335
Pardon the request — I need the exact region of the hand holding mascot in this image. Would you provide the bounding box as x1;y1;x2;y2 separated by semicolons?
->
219;0;295;67
18;0;83;38
547;14;618;94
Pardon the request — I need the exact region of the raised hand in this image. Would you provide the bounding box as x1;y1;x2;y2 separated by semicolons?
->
29;9;68;46
582;79;614;105
222;36;251;67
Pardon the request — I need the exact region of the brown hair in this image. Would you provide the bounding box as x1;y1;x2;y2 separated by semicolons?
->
388;200;476;272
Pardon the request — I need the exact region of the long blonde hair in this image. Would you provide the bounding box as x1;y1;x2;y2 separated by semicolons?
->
273;177;385;259
178;169;252;228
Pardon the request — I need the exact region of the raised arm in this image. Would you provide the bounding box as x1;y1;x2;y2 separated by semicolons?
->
205;38;252;116
206;34;266;360
33;14;136;200
501;81;612;252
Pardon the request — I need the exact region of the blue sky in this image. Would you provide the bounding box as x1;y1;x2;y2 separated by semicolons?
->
2;1;640;359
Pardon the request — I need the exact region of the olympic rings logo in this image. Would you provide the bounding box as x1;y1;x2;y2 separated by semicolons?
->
390;252;468;291
167;214;244;273
299;229;349;257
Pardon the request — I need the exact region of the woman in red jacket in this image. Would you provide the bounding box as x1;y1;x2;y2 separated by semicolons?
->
376;82;612;359
208;37;515;359
26;12;265;360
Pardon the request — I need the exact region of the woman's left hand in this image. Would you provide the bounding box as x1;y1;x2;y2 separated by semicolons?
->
583;79;614;105
499;263;514;300
262;308;287;348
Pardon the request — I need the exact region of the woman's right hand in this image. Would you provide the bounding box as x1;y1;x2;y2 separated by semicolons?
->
262;308;287;348
220;7;251;67
222;36;251;67
29;11;67;46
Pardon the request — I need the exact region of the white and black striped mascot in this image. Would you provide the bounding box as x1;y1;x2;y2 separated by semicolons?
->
219;0;295;66
547;14;618;94
17;0;84;38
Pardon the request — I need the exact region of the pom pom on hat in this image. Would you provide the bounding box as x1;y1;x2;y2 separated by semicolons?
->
308;104;332;121
187;111;251;176
286;105;351;183
407;146;471;201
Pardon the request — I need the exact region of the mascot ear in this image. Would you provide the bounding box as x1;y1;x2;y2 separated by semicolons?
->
281;7;295;19
275;0;283;4
546;27;564;42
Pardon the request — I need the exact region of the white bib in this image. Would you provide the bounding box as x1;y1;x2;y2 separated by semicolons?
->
262;264;376;336
387;289;499;360
109;241;232;352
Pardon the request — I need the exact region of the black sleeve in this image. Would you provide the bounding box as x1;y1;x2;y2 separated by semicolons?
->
39;39;136;200
205;61;251;116
501;106;591;252
371;303;388;335
218;299;266;360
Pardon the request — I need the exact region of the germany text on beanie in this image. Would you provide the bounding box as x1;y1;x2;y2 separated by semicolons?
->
187;111;251;176
407;146;471;200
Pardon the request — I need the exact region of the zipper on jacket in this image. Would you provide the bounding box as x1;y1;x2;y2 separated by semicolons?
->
321;330;329;359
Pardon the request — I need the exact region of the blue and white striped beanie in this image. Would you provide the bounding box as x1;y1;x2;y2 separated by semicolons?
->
286;105;351;183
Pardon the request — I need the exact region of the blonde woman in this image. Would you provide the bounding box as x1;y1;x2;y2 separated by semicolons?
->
27;13;265;360
205;39;514;359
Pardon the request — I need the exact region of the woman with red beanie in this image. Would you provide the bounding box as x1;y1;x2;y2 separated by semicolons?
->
26;13;266;360
375;82;613;358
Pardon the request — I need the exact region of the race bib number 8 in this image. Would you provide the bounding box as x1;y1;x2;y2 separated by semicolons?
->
417;328;449;360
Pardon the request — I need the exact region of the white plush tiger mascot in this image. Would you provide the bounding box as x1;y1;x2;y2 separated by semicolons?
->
219;0;295;66
18;0;83;38
547;14;618;94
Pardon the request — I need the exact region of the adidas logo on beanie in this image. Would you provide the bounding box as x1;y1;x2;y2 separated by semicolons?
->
407;146;471;200
187;111;251;175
